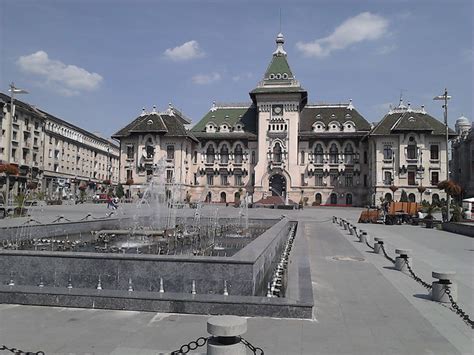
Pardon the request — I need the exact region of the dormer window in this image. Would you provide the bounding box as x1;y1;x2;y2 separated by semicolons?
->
147;119;153;125
343;121;356;132
276;73;281;79
269;74;275;79
312;121;325;132
235;124;243;132
282;73;288;79
220;124;229;133
328;121;340;132
206;123;217;133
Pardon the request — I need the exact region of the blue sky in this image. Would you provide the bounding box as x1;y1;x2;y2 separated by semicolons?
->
1;0;472;137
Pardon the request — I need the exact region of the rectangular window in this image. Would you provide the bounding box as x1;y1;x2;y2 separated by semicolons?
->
345;175;353;187
220;174;228;185
384;171;392;185
364;174;368;187
383;145;393;160
315;174;323;186
300;151;305;165
301;173;305;186
207;174;214;186
330;174;338;186
407;145;417;160
194;173;198;185
126;145;134;159
126;170;132;180
166;170;173;183
364;151;368;164
235;175;243;186
408;171;416;185
431;172;439;185
167;145;175;160
430;145;439;160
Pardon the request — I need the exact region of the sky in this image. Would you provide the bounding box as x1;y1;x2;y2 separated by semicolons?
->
0;0;472;138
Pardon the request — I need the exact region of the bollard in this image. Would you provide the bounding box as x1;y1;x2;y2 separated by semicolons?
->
333;216;337;223
207;315;247;355
432;271;457;303
348;225;354;235
359;230;367;244
343;221;348;230
339;219;343;227
373;237;384;254
395;249;411;272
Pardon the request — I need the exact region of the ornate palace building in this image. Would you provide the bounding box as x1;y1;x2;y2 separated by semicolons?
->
113;33;455;206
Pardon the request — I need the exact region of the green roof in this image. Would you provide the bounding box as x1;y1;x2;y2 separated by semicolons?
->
371;110;456;136
264;54;294;80
299;105;371;132
191;106;257;134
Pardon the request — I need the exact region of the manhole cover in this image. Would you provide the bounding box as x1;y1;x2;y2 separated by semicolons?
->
332;256;365;262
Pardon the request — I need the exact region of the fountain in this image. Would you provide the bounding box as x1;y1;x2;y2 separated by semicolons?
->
0;160;313;318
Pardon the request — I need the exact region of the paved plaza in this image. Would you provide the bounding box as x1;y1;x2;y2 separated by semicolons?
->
0;205;473;354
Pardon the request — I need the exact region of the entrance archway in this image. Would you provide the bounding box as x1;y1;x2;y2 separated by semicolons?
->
315;193;322;205
330;193;338;205
269;174;286;197
220;192;226;203
346;193;352;205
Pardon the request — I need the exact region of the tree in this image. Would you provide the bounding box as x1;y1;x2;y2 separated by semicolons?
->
115;183;124;198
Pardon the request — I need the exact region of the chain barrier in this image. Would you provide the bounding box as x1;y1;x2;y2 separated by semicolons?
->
365;239;374;250
445;287;474;329
239;337;264;355
170;336;208;354
0;344;45;355
405;260;432;290
380;244;396;264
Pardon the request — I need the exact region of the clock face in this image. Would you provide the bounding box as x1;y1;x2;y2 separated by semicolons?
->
272;105;283;115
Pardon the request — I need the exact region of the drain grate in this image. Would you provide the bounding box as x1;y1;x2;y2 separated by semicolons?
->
332;256;365;262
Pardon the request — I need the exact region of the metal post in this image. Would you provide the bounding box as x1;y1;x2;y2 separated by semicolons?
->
444;89;450;221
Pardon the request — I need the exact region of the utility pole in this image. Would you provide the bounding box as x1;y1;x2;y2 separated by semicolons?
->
434;89;451;221
5;83;28;206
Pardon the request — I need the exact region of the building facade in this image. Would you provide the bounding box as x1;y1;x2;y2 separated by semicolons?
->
0;93;119;202
451;116;473;198
112;33;456;206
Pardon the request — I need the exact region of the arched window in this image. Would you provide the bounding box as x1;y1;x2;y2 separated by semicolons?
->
314;144;324;164
273;143;282;162
432;193;440;205
220;144;229;164
315;193;322;205
330;193;338;205
344;144;354;164
384;193;393;202
407;137;418;160
206;145;215;164
146;138;154;159
346;193;353;205
329;143;339;164
408;193;416;202
234;144;243;164
220;192;226;203
205;191;212;203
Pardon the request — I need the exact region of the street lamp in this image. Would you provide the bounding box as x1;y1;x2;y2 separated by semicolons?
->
433;88;451;221
5;82;28;206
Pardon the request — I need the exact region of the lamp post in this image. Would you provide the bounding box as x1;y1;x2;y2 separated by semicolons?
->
5;83;28;206
433;89;451;221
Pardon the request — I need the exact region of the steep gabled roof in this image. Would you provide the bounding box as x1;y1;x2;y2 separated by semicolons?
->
112;108;197;141
299;104;371;132
191;104;257;135
371;108;456;136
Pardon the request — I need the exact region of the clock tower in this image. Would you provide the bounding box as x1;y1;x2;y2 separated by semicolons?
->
249;33;307;202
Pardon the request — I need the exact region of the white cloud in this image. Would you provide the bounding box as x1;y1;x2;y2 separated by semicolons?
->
17;51;103;96
376;44;397;55
296;12;389;58
164;40;205;61
192;72;221;85
232;72;253;82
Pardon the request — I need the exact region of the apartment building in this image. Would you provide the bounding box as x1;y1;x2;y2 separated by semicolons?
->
0;93;119;201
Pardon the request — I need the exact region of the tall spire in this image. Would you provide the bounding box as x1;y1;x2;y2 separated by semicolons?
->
273;33;287;56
